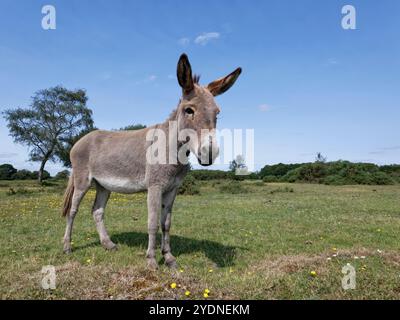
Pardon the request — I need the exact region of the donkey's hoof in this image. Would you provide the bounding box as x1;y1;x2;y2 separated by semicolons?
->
63;248;72;254
102;241;118;251
164;254;178;269
165;259;178;269
147;258;158;271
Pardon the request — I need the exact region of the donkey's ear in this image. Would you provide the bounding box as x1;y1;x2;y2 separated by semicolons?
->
177;53;194;94
207;67;242;97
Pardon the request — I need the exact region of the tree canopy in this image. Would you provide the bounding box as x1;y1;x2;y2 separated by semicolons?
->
3;86;94;182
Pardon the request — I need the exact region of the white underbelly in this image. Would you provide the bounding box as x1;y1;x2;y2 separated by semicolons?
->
95;176;146;194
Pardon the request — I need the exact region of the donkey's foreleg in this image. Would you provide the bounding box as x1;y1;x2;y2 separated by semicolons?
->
161;188;178;268
92;185;116;251
146;186;162;270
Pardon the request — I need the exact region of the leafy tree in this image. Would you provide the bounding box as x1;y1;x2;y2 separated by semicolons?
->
0;164;17;180
3;86;94;183
229;155;246;172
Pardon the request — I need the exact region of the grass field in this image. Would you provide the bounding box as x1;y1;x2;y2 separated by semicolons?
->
0;179;399;300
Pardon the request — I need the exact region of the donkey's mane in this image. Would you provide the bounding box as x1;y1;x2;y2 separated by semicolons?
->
193;74;200;84
167;108;178;121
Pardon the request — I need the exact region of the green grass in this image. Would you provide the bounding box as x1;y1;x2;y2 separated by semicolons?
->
1;179;400;299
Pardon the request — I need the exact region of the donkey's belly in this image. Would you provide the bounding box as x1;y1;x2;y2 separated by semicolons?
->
95;176;146;194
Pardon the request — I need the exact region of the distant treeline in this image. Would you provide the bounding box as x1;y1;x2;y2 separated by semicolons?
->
2;161;400;186
0;164;69;181
258;161;400;185
190;161;400;186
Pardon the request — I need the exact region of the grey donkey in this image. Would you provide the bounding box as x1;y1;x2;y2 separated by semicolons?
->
62;54;242;270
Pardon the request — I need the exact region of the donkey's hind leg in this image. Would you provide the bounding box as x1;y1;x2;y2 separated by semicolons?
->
92;184;117;251
63;176;91;254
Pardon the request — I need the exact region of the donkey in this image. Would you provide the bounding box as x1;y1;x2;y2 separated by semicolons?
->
62;54;241;270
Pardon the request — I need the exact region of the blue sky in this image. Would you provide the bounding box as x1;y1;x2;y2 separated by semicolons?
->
1;0;399;174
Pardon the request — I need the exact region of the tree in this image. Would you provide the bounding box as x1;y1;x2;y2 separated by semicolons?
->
3;86;94;183
229;155;247;172
0;164;17;180
315;152;327;163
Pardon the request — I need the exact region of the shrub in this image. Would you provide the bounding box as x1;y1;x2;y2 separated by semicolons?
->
190;170;233;180
31;170;51;180
0;164;17;180
259;163;303;179
323;175;348;185
252;181;265;187
55;170;70;180
178;175;200;195
218;181;248;194
12;169;35;180
281;163;327;183
6;187;31;196
269;186;294;194
262;175;278;183
371;171;394;185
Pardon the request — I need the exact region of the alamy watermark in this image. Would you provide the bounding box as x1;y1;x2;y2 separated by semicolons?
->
41;5;56;30
145;121;254;174
41;265;56;290
342;5;356;30
342;263;356;290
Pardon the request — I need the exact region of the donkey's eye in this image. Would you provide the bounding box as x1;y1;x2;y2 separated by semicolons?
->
185;107;195;115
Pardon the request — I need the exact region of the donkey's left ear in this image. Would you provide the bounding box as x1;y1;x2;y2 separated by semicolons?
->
207;67;242;97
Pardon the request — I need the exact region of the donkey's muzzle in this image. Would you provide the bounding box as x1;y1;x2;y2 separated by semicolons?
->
198;140;219;167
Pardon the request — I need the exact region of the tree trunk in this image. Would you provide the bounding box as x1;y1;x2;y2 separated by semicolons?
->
38;158;48;184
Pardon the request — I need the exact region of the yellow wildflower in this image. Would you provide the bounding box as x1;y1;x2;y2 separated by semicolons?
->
310;271;317;277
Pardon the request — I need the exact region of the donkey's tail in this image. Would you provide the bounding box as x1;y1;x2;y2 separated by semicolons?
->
62;173;74;217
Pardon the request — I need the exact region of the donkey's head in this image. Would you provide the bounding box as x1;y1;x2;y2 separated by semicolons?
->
176;54;241;166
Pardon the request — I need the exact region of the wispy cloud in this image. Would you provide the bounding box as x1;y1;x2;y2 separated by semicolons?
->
178;37;190;46
327;58;339;65
0;153;18;159
369;145;400;155
299;152;317;157
381;145;400;151
194;32;220;46
135;75;157;85
258;104;272;112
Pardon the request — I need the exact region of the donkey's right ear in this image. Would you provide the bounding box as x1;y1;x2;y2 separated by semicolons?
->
177;53;194;94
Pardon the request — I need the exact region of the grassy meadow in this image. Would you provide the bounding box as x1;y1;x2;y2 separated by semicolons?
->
0;179;399;300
